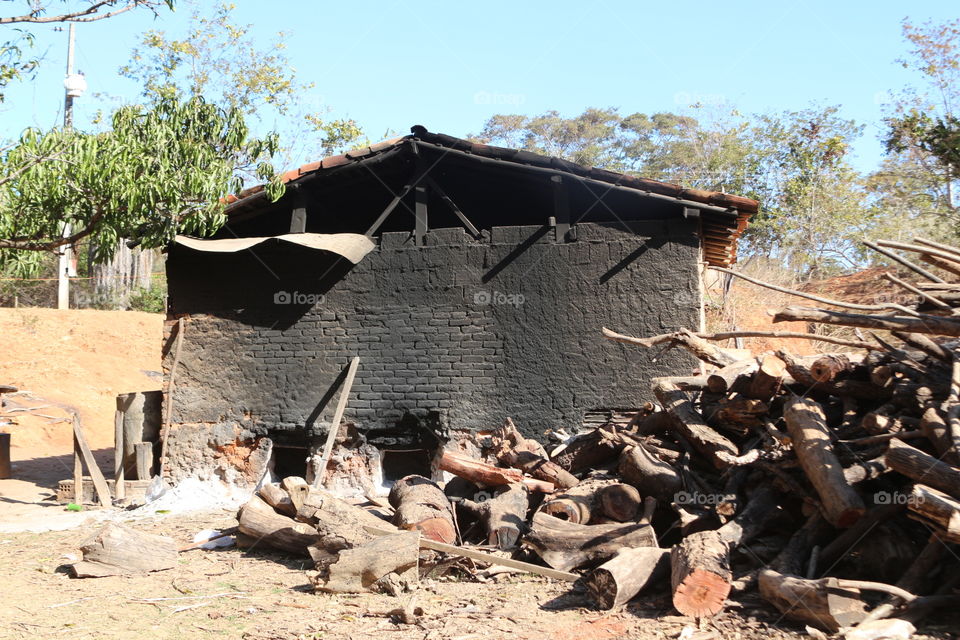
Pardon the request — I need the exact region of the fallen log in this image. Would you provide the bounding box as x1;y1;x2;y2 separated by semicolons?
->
758;571;869;632
921;408;960;466
783;396;866;527
438;450;554;492
312;530;420;594
597;483;642;522
72;522;177;578
885;439;960;501
459;483;528;548
549;427;626;474
617;443;682;504
706;359;759;395
295;487;395;554
671;487;781;617
583;546;670;609
237;494;319;556
388;474;457;544
525;511;657;572
906;484;960;543
539;477;615;524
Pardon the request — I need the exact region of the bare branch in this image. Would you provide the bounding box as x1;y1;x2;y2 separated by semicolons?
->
0;1;167;25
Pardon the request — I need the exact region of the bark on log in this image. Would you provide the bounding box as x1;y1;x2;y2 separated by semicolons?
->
583;547;670;609
295;487;395;553
920;408;960;466
618;443;682;504
237;494;319;556
745;354;787;400
707;359;759;395
524;511;657;572
670;487;781;617
757;570;868;632
597;483;643;522
810;354;854;383
438;450;554;492
71;522;177;578
885;439;960;501
497;449;578;491
312;530;420;594
891;331;950;361
653;377;757;469
281;476;311;512
602;327;738;367
783;396;866;527
460;483;529;549
906;485;960;543
259;482;297;517
773;305;960;337
388;474;457;544
549;427;625;473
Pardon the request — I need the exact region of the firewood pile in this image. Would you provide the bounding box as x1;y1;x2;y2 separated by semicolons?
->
237;236;960;637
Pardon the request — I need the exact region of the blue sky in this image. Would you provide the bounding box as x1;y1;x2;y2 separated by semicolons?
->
3;0;958;173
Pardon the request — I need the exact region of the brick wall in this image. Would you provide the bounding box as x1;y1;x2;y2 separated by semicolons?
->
164;218;701;447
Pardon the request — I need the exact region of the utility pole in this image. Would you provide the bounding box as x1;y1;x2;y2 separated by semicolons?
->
57;23;82;309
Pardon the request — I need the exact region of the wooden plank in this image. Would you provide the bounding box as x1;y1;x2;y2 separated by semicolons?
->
363;525;579;582
313;356;361;488
73;413;111;507
159;318;185;479
74;432;82;503
113;407;125;500
135;442;154;480
414;184;428;246
551;175;571;242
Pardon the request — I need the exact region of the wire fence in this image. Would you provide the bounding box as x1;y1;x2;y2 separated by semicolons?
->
0;272;167;311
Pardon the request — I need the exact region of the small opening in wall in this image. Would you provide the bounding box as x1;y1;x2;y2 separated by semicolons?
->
380;449;432;483
271;445;309;479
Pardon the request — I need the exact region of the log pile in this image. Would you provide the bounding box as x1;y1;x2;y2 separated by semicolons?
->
229;236;960;635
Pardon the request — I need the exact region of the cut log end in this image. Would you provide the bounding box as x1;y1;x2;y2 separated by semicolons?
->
673;569;732;617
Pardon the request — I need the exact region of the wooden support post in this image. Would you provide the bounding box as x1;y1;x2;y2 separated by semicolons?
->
290;187;307;233
73;413;111;507
313;356;360;488
135;442;154;480
113;406;125;500
0;432;10;480
159;318;185;479
424;176;481;238
551;175;571;242
414;184;428;246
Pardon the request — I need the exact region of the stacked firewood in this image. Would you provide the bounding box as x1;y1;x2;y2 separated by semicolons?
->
237;236;960;636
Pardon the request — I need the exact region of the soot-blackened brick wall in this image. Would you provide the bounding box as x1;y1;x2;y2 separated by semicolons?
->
164;218;701;442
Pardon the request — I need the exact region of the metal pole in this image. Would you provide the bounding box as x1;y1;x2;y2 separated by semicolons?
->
57;23;75;310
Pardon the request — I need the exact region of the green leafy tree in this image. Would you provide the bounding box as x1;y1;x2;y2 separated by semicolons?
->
118;1;363;162
0;95;281;273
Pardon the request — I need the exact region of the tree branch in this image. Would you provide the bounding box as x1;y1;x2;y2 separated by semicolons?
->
0;1;168;24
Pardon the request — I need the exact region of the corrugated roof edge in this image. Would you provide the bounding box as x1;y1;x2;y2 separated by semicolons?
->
223;126;759;266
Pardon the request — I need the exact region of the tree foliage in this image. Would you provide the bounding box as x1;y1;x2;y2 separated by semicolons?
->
0;96;281;270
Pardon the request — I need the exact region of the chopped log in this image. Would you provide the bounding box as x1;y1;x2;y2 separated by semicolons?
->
891;331;950;362
711;396;769;434
707;359;759;395
810;354;854;383
842;457;889;484
670;487;781;617
779;351;887;401
652;377;757;469
237;494;319;556
758;570;868;632
388;474;457;544
72;522;177;578
459;483;529;548
259;482;297;517
313;531;420;593
524;511;657;572
539;477;615;524
583;547;670;609
597;483;642;522
773;305;960;338
885;439;960;501
921;408;960;465
497;449;578;491
550;427;625;473
490;417;547;458
783;396;866;527
281;476;311;512
618;443;682;504
296;487;395;553
438;449;554;492
364;524;579;581
906;485;960;543
745;354;787;400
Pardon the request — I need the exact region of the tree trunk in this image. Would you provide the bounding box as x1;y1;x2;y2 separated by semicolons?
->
524;511;657;572
618;443;682;504
237;494;319;556
388;474;457;544
783;396;866;527
312;531;420;594
885;439;960;501
583;547;670;609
